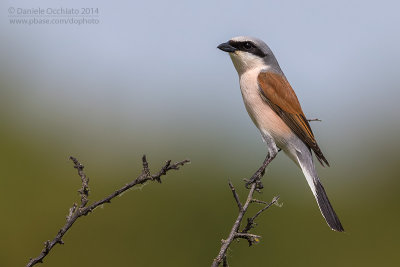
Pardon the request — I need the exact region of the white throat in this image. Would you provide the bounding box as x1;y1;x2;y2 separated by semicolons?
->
229;51;267;76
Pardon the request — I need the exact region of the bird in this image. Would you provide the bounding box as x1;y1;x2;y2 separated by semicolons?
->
217;36;344;232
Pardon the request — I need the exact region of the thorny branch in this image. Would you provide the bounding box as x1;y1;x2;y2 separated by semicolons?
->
211;153;281;267
26;155;189;267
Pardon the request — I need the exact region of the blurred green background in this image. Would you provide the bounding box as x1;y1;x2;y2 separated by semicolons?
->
1;0;399;266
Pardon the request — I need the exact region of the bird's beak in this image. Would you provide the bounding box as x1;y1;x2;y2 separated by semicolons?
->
217;42;237;53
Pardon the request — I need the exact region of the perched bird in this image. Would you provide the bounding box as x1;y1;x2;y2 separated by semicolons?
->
218;36;344;232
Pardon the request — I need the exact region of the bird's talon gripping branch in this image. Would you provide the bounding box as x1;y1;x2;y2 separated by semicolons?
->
244;170;265;190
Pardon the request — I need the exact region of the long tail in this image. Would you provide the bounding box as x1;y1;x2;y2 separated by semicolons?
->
295;148;344;232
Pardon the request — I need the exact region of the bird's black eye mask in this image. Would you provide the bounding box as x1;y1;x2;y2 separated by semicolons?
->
228;40;267;58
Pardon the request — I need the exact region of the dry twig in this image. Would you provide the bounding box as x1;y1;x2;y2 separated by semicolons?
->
307;118;322;122
211;153;280;267
26;155;189;267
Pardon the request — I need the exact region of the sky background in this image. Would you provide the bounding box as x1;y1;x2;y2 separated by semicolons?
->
1;0;399;266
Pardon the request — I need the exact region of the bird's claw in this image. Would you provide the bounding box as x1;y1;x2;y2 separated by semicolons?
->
244;173;264;190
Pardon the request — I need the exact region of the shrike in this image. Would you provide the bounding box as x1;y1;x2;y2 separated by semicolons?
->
218;36;344;232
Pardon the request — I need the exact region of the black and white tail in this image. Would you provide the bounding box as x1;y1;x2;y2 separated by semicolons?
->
296;149;344;232
312;177;344;231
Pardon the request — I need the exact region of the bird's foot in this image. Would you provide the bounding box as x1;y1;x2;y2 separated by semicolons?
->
244;152;277;191
244;167;266;190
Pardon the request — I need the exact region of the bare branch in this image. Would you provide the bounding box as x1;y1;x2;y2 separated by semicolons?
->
234;232;261;245
241;196;280;238
250;199;269;205
211;153;280;267
26;155;189;267
222;255;229;267
70;156;89;208
249;196;280;224
228;180;242;211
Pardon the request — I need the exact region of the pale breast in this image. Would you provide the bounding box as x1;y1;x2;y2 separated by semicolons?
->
239;68;293;147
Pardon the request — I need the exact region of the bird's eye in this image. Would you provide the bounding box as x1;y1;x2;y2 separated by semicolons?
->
243;42;252;50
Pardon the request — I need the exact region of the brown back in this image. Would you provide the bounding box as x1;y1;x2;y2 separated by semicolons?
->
257;71;329;166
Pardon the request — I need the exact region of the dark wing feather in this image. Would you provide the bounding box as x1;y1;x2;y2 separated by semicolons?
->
257;71;329;167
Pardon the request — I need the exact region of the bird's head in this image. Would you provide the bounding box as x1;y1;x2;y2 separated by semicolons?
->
218;36;281;75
